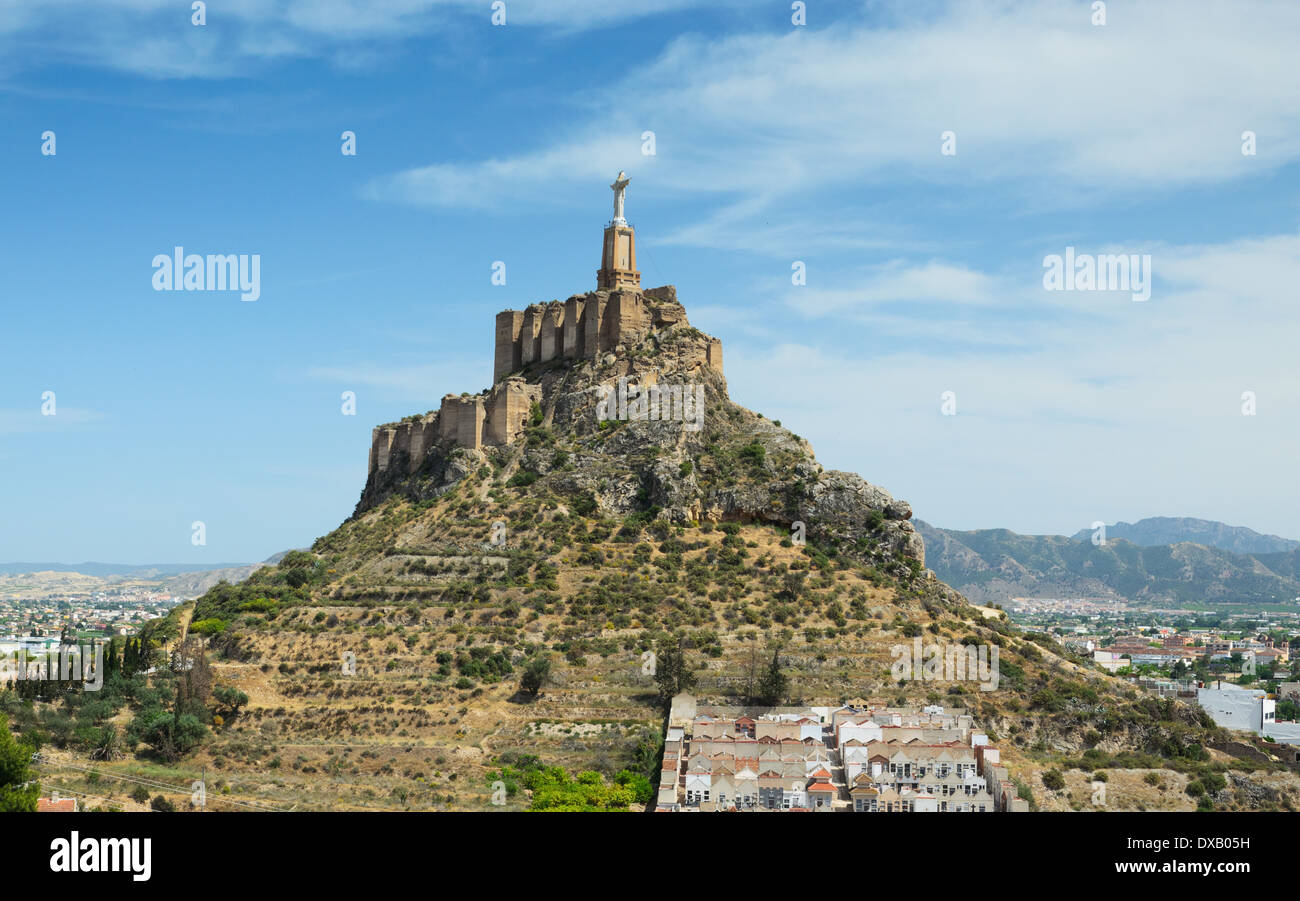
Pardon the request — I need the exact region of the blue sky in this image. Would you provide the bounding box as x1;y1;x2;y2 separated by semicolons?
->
2;0;1298;563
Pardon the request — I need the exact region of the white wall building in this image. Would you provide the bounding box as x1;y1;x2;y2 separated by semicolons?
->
1197;683;1274;733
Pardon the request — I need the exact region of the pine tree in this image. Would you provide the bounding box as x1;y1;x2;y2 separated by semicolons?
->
653;637;697;708
757;649;789;707
0;713;39;812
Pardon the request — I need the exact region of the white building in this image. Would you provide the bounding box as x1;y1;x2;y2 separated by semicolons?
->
1197;683;1274;732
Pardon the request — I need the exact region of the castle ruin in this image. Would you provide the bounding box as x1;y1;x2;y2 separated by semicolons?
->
365;173;723;481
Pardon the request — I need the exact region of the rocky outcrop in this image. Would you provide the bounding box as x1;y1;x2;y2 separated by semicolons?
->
351;283;929;580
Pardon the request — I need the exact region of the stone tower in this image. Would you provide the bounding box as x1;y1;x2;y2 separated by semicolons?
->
597;171;640;291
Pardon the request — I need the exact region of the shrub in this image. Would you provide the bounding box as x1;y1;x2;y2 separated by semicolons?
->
188;618;227;636
738;441;766;467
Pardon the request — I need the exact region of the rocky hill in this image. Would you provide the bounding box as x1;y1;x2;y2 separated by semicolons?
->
123;276;1296;813
918;521;1300;607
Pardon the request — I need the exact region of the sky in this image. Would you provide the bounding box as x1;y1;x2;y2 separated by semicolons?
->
1;0;1298;564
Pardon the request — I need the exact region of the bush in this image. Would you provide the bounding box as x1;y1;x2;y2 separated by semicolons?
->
738;441;766;467
188;618;227;636
1042;769;1065;791
1200;771;1226;794
614;769;654;804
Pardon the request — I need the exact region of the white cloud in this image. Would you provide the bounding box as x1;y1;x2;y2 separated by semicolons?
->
0;0;746;78
720;229;1300;538
363;0;1300;234
785;260;1002;315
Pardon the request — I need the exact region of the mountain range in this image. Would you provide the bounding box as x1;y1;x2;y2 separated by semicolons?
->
918;518;1300;606
0;553;290;599
1069;517;1299;556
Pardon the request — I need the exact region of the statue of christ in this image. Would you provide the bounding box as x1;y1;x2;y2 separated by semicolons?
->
611;171;630;223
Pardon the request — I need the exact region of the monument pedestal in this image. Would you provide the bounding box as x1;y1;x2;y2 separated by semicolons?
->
597;222;640;291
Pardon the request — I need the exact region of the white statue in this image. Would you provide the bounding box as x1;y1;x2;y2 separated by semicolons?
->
611;170;630;223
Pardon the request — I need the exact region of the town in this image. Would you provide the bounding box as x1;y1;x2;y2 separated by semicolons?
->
1007;606;1300;747
655;696;1027;812
0;589;178;655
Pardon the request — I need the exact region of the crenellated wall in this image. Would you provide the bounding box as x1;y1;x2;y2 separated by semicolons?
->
492;285;721;383
372;282;721;492
368;378;543;484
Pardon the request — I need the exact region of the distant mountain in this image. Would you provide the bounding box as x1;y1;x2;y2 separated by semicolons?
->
0;561;250;578
1070;517;1299;556
917;520;1300;606
0;551;294;598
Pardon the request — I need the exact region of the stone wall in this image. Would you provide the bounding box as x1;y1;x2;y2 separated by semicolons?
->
493;285;722;382
370;414;437;475
486;377;543;446
563;295;586;358
367;378;542;487
539;302;564;361
493;310;523;386
373;283;723;491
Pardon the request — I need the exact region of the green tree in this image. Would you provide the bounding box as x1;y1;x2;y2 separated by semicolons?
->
519;656;552;696
128;709;207;762
614;769;654;804
0;713;39;812
212;686;249;718
653;638;697;708
756;648;790;707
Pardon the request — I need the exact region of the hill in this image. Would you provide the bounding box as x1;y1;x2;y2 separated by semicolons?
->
1070;517;1300;556
0;554;287;601
169;280;1294;811
13;215;1297;813
918;521;1300;607
0;561;254;578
